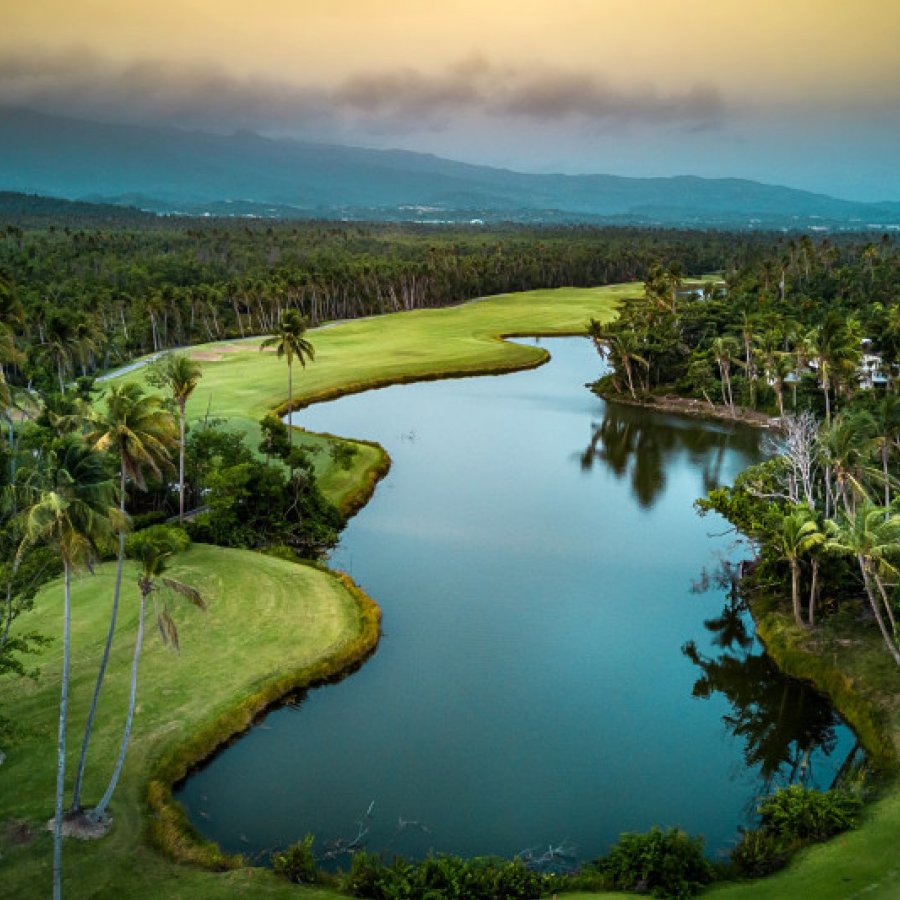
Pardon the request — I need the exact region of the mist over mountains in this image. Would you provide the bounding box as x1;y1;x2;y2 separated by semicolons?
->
2;107;898;230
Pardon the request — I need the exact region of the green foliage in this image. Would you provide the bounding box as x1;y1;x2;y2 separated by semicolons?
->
344;851;550;900
272;834;319;885
597;827;715;899
729;829;791;878
730;786;863;879
756;785;862;842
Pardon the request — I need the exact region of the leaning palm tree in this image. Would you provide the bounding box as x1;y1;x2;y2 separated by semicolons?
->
826;504;900;666
152;354;203;522
70;383;176;812
260;310;315;471
89;525;203;823
16;436;119;900
771;506;825;629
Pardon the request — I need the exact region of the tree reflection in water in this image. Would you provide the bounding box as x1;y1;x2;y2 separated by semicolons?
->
683;561;860;791
580;402;759;508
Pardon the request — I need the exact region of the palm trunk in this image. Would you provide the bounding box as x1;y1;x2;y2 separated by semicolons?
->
883;444;891;510
71;467;126;811
858;556;900;666
90;586;146;822
872;570;898;636
54;564;72;900
178;401;186;523
623;358;636;399
808;558;819;626
287;357;294;479
790;558;804;628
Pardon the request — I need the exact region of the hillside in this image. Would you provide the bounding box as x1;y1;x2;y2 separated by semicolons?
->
2;107;899;229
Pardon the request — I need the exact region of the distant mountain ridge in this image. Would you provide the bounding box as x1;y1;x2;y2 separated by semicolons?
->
2;107;898;229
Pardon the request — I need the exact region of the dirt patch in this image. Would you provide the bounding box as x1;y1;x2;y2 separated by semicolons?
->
44;810;111;840
2;819;36;847
189;351;224;362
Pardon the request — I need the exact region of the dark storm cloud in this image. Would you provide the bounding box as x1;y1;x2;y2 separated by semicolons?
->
0;48;727;133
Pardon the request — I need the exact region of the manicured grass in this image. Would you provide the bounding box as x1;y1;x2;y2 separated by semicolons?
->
0;544;376;898
123;285;634;509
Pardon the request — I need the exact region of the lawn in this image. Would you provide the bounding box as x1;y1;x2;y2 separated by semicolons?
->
1;545;376;898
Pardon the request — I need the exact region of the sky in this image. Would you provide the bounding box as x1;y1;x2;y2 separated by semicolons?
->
3;0;900;201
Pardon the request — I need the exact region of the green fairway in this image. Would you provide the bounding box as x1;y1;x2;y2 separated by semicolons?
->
3;283;898;899
125;285;634;509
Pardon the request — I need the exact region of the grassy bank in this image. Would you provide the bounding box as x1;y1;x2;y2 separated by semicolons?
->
0;545;378;898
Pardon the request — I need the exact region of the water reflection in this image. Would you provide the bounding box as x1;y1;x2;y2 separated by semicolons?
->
682;576;850;790
580;403;760;508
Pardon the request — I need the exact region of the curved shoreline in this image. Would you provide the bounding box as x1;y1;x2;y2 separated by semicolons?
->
145;335;567;871
146;569;382;870
156;325;898;894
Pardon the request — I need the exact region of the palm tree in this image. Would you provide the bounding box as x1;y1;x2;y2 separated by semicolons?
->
71;384;176;812
260;310;315;471
869;394;900;508
153;354;203;522
818;411;876;518
16;436;119;900
711;336;741;415
771;507;825;629
811;313;860;425
88;526;203;823
826;504;900;666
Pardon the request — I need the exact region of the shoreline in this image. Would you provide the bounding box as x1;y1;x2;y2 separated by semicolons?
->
595;387;780;429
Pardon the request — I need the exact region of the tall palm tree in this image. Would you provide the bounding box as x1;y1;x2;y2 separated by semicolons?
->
154;354;203;522
771;507;825;629
869;394;900;508
88;526;203;823
818;410;876;518
811;313;861;425
260;310;315;471
712;336;741;415
71;384;176;812
826;504;900;666
16;436;119;900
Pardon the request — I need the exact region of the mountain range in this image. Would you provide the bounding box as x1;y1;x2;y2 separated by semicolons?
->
2;107;898;230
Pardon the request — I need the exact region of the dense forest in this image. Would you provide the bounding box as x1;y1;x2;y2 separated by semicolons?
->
0;208;872;393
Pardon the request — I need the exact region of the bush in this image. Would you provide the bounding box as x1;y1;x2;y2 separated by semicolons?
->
272;834;319;884
598;827;715;899
756;785;862;842
729;786;863;879
729;829;790;878
344;851;550;900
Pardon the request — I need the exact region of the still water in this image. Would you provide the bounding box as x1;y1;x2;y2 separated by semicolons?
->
176;337;857;866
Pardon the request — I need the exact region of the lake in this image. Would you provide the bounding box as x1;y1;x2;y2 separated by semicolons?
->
176;337;858;867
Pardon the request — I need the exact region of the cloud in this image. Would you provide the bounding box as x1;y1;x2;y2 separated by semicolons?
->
0;47;727;136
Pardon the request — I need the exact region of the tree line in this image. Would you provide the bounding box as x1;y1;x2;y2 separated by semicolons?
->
0;217;831;393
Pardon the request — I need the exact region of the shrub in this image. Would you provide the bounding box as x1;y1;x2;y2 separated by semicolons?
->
272;833;319;884
598;826;715;899
756;785;862;842
344;851;550;900
729;829;791;878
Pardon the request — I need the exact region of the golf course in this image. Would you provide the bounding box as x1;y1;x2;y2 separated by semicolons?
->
2;285;899;899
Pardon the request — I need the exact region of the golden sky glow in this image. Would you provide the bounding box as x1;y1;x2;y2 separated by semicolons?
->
3;1;900;199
